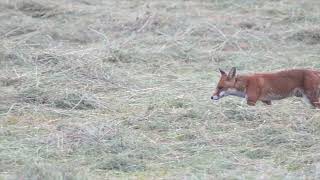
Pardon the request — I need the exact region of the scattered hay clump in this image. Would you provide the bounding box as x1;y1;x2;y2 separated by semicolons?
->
288;28;320;45
17;1;61;18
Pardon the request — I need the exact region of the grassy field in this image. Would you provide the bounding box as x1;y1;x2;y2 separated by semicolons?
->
1;0;320;179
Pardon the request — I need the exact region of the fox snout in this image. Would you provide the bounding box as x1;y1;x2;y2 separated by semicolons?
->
211;91;225;101
211;95;218;100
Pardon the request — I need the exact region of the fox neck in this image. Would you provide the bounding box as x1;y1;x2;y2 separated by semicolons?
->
236;75;250;89
224;88;246;98
225;75;248;98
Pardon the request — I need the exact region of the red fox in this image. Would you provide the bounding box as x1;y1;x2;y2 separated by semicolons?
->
211;67;320;108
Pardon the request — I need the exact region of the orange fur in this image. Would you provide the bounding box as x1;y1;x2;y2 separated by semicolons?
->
211;67;320;108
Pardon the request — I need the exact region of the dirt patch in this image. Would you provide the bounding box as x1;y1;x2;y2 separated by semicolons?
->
50;26;101;44
4;26;36;38
222;41;250;51
238;22;256;29
0;3;14;11
0;76;25;87
103;49;132;63
95;156;146;172
15;163;75;180
287;29;320;45
19;87;49;104
120;12;164;33
32;53;62;66
17;1;61;18
53;93;98;110
242;148;272;159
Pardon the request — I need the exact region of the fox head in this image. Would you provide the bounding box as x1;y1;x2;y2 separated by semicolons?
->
211;67;246;101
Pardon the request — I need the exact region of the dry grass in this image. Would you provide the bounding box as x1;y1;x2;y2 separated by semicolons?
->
1;0;320;179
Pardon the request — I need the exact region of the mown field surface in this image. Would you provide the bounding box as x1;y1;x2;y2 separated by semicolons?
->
1;0;320;179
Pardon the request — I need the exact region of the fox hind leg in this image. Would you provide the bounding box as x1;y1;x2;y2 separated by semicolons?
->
305;91;320;108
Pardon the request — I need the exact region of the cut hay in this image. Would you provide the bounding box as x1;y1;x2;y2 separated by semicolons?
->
1;0;320;179
17;1;61;18
288;28;320;45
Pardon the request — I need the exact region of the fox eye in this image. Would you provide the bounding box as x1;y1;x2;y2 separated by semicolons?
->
218;86;223;90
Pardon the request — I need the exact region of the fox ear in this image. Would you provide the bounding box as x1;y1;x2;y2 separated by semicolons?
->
227;67;236;79
219;68;226;75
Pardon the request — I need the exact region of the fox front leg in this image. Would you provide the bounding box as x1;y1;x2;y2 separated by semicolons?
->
262;100;272;105
247;99;258;106
246;80;260;106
